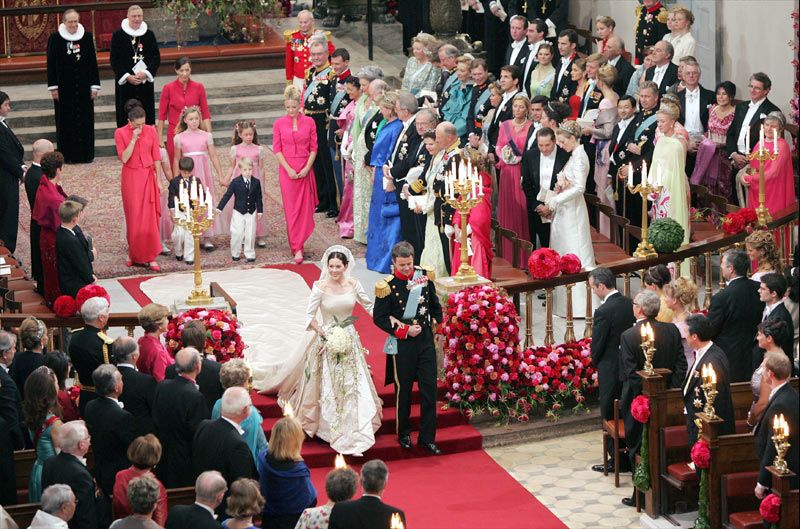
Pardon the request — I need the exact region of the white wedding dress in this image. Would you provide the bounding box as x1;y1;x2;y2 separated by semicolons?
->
545;144;599;318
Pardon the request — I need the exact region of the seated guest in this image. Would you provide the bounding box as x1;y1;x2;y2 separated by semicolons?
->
136;303;174;382
257;417;317;529
755;274;795;368
165;471;227;529
23;366;63;502
165;320;223;411
440;56;474;139
28;484;76;529
84;364;138;498
643;265;674;323
749;320;793;428
113;336;157;435
746;230;783;283
742;111;795;215
329;459;405;529
211;359;267;460
11;316;48;398
222;478;264;529
683;314;735;446
663;277;700;367
400;33;440;96
296;467;359;529
69;296;113;415
113;434;168;526
153;347;210;488
55;200;94;297
603;36;635;97
41;421;97;529
663;7;696;63
690;81;737;197
625;45;655;98
110;475;163;529
0;330;28;450
644;41;678;94
44;351;79;422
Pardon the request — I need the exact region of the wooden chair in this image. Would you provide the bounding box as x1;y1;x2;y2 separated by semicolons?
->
6;502;39;529
659;425;698;517
721;471;760;529
601;399;628;488
166;486;196;510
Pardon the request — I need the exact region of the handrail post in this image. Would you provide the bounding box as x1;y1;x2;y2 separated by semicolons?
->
524;291;534;349
583;281;593;339
544;288;554;346
704;251;713;309
564;283;575;343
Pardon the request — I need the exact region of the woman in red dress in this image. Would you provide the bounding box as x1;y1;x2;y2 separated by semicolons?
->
451;155;494;279
156;57;211;163
31;151;68;305
136;303;174;382
115;103;162;271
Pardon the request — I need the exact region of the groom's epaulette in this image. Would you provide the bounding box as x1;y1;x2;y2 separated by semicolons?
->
375;275;394;298
420;264;436;281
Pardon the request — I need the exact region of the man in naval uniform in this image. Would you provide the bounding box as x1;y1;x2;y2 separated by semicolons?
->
634;0;668;65
373;241;443;455
68;296;113;415
284;10;335;89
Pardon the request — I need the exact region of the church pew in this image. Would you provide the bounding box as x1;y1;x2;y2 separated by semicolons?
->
721;471;760;529
166;486;196;510
14;449;36;502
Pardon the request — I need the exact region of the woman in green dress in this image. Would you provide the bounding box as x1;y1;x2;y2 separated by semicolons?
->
23;366;62;502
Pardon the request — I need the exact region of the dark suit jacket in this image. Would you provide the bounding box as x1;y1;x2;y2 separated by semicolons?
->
117;365;157;434
389;120;422;181
644;62;679;94
752;302;795;373
0;366;28;449
590;292;636;420
725;98;781;156
755;383;799;488
607;117;637;180
165;503;221;529
611;57;635;97
0;120;24;181
84;396;138;497
708;277;765;382
24;163;43;209
0;416;16;505
550;54;578;102
329;496;406;529
216;176;263;215
677;85;715;132
510;0;569;32
41;452;97;529
0;119;24;252
56;225;94;297
152;375;210;488
504;40;530;70
165;357;224;413
682;343;736;445
520;146;570;211
486;91;518;154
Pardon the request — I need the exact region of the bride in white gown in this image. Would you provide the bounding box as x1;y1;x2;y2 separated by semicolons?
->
278;245;383;456
542;120;598;318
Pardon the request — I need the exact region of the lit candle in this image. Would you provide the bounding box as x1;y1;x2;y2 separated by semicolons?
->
783;417;789;438
198;183;204;205
471;178;477;199
627;163;633;187
283;402;294;418
450;175;455;199
709;365;716;384
641;324;647;340
390;513;404;529
774;414;780;431
774;128;778;155
759;125;764;155
701;364;707;381
641;161;648;187
334;454;346;469
190;179;197;201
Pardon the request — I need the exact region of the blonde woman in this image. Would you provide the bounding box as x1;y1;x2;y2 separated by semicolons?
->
401;33;441;96
136;303;173;381
527;43;556;98
595;16;616;54
664;277;699;366
746;230;783;283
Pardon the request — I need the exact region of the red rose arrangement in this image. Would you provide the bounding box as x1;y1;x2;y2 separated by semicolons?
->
721;207;759;235
528;248;562;279
690;439;711;469
631;395;651;423
165;308;246;363
53;295;78;318
760;493;781;524
75;284;111;312
559;253;582;275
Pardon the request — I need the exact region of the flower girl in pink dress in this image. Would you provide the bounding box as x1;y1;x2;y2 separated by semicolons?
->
229;121;268;247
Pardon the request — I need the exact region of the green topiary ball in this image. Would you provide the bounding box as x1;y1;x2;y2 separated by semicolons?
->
647;217;685;253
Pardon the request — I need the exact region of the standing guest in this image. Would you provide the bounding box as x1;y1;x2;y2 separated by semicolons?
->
70;296;113;414
228;122;267;248
217;158;263;263
450;159;494;279
0;331;27;450
296;467;358;529
522;95;549;152
398;0;430;53
676;61;715;142
527;43;557;98
662;7;696;64
165;320;224;410
415;131;448;278
46;9;100;163
441;56;474;140
0;415;13;507
0;91;25;254
23;366;62;502
566;59;589;119
157;57;212;164
110;475;163;529
257;417;317;529
664;277;701;367
472;81;502;156
165;471;227;529
28;484;76;529
153;347;210;488
32;151;68;305
284;10;335;90
110;5;160;127
435;44;460;106
400;33;440;96
643;264;675;323
746;230;784;283
56;200;95;297
328;460;405;529
504;16;529;71
550;29;579;103
113;337;157;435
486;65;521;165
112;435;168;526
625;46;655;98
520;19;548;94
335;77;362;239
466;59;493;145
115;104;162;271
742;111;794;215
273;85;318;264
608;96;638;216
44;351;79;422
41;420;97;529
11;317;48;397
726;72;780;183
25;139;55;293
328;48;352;202
644;41;678;94
518;0;569;35
709;249;765;382
603;36;635;97
136;303;174;382
577;54;609;120
634;0;668;65
594;16;616;54
222;478;264;529
211;360;267;460
754;274;795;370
690;81;736;197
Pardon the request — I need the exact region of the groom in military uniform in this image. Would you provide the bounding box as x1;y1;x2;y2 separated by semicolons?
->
373;241;443;455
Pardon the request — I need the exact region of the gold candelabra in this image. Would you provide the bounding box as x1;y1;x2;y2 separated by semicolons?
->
640;322;655;375
700;363;718;420
444;161;484;283
771;413;791;474
747;125;778;227
175;183;215;306
626;161;663;259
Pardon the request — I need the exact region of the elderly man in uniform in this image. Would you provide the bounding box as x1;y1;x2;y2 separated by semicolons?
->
634;0;668;65
68;296;113;415
284;10;335;89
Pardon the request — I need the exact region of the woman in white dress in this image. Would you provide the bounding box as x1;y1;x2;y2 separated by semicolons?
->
278;245;383;456
417;131;449;280
540;120;598;318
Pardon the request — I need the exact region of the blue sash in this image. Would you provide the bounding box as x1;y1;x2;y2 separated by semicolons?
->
634;113;658;141
442;73;459;95
383;269;425;356
303;66;332;106
473;87;491;117
329;86;347;115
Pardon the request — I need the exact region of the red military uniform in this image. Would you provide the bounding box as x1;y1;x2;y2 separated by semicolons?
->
284;29;335;87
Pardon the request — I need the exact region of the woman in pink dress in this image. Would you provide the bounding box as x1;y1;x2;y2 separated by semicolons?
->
32;152;68;305
136;303;174;382
173;106;227;247
229;121;268;247
156;57;211;164
451;165;494;279
743;111;793;214
336;78;362;239
273;86;318;264
495;93;532;267
690;81;736;197
114;104;162;271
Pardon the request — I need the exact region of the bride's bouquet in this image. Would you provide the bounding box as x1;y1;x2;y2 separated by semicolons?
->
323;315;358;364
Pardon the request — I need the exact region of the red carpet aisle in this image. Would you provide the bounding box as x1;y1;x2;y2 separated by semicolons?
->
118;264;567;529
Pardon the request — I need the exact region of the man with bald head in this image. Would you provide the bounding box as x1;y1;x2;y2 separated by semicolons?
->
166;471;227;529
153;347;209;487
26;139;54;292
602;35;635;97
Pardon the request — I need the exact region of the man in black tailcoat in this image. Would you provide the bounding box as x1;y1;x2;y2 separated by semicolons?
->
110;5;161;127
510;0;569;37
550;29;578;103
165;471;227;529
373;242;442;455
603;36;635;98
0;91;25;254
754;273;795;373
486;65;521;164
329;460;406;529
164;320;223;412
0;331;29;450
69;296;113;415
608;96;638;227
113;336;157;435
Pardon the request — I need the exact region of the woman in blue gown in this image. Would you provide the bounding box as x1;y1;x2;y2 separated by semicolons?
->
24;366;63;502
365;92;404;273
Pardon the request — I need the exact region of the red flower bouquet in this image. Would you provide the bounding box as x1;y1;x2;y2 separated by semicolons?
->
559;253;582;275
721;212;746;235
760;493;781;524
165;308;246;363
631;395;651;424
738;207;758;225
75;284;111;312
528;248;562;279
690;439;711;469
53;295;77;318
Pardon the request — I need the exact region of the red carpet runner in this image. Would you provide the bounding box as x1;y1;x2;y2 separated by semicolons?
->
118;264;567;529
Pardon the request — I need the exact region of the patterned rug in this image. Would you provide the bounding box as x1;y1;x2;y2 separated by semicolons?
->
14;148;365;280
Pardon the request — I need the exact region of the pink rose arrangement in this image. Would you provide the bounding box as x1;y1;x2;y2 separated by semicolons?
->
631;395;651;424
760;493;781;525
690;439;711;469
165;308;246;363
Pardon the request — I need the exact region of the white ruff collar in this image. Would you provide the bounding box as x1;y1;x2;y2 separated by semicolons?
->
58;23;85;42
122;19;148;37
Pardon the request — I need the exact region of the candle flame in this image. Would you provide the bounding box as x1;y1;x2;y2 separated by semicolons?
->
334;454;346;469
390;513;404;529
283;402;294;418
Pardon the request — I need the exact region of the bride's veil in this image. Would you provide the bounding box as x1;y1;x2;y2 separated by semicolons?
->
318;245;356;283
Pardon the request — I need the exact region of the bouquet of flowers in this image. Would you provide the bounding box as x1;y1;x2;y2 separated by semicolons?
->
721;207;759;235
760;493;781;528
528;248;562;279
165;308;246;363
323;315;358;364
691;439;712;529
631;395;652;491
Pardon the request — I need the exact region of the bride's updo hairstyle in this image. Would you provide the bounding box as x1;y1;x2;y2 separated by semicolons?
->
327;251;349;267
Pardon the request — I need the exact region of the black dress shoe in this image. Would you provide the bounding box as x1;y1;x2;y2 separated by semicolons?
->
175;255;184;261
315;205;328;213
420;442;442;455
621;495;636;507
246;258;256;263
592;463;613;473
398;436;412;449
232;256;241;262
326;209;339;218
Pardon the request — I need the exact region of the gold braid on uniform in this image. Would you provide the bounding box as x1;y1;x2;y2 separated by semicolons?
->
410;179;426;194
422;264;436;281
656;9;668;24
283;29;292;42
375;275;393;298
97;331;114;364
634;4;643;46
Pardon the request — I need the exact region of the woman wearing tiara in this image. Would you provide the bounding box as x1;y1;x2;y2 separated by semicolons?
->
278;246;383;456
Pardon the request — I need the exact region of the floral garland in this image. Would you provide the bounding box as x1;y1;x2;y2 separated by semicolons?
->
165;308;246;363
721;207;758;235
790;10;799;128
760;493;781;528
53;284;112;318
691;439;712;529
631;395;652;491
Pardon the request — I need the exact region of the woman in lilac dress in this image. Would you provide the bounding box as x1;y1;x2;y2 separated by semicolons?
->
335;77;362;239
690;81;736;197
